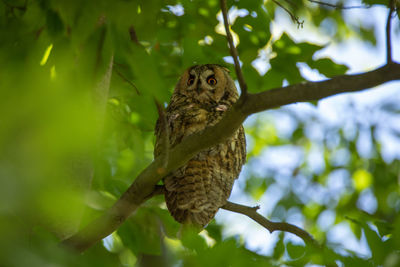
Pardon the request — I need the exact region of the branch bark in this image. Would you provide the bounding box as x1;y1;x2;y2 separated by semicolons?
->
242;62;400;115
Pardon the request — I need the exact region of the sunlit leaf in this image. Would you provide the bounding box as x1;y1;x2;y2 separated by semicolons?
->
352;169;373;192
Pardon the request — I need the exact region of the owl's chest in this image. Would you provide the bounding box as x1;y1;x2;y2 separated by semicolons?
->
167;104;223;146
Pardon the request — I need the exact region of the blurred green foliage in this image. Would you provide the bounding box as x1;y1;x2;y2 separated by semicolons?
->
0;0;399;266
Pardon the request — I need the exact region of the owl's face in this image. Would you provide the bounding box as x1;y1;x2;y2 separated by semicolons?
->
175;64;238;103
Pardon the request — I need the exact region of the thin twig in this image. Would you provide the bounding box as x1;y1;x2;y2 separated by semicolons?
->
282;0;299;9
307;0;370;9
1;0;27;13
155;100;170;170
220;0;248;99
113;61;130;69
222;201;319;247
271;0;304;28
94;25;107;77
386;0;395;63
113;66;141;95
35;26;45;40
129;25;142;46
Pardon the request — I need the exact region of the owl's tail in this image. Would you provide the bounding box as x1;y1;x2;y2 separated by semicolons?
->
164;188;219;227
163;153;234;227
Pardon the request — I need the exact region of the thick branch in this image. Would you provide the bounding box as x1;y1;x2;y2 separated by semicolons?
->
222;201;318;246
61;104;246;252
220;0;248;97
62;61;400;252
242;63;400;115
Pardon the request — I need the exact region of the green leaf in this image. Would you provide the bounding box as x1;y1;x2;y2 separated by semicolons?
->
346;216;387;265
272;233;285;259
235;0;263;11
118;208;163;255
363;223;386;264
286;242;305;260
361;0;387;6
181;226;208;251
358;25;376;46
46;9;64;36
374;220;394;237
205;222;223;243
307;58;349;77
272;33;323;62
245;176;268;200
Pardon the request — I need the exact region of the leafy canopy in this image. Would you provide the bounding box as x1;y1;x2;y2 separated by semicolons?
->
0;0;399;266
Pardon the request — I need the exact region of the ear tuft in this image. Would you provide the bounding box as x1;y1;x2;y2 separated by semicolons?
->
223;67;230;73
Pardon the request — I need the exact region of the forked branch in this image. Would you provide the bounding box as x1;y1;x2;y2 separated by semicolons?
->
272;0;304;28
222;201;319;247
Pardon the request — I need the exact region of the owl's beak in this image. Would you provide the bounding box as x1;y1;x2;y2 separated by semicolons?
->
195;85;203;94
196;79;206;94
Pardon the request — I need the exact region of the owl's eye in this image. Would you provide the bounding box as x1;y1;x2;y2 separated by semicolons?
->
187;77;195;86
207;77;217;85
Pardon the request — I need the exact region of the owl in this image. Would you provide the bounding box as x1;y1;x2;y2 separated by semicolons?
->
154;64;246;227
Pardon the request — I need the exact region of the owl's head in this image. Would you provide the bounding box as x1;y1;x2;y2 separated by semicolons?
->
174;64;239;103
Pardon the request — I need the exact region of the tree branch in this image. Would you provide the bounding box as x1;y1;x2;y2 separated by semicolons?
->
94;24;107;76
222;201;319;247
242;63;400;115
272;0;304;28
129;25;141;46
61;61;400;253
307;0;370;9
144;185;165;201
386;0;395;63
113;66;140;95
220;0;248;98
